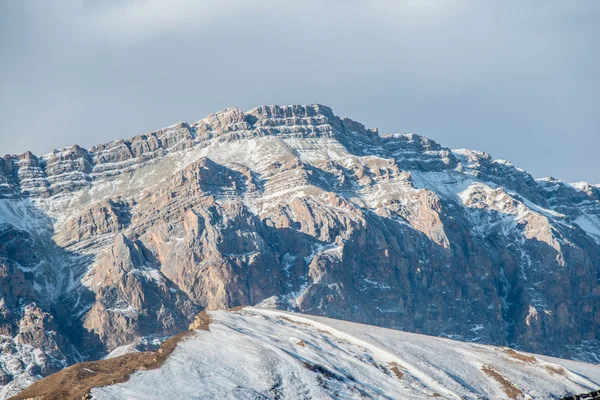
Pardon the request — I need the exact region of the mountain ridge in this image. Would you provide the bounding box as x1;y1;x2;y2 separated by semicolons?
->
3;104;597;197
1;104;600;398
0;104;380;199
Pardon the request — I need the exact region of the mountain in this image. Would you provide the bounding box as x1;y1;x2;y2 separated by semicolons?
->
12;308;600;400
1;104;600;397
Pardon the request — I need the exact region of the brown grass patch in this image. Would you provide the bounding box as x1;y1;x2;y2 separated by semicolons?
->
504;348;536;363
188;310;212;330
482;365;524;400
12;311;211;400
545;365;567;376
388;362;405;379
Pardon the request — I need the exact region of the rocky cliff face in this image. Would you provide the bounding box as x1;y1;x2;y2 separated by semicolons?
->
1;104;600;397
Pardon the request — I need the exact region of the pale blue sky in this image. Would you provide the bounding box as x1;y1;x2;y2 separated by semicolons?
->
1;0;598;182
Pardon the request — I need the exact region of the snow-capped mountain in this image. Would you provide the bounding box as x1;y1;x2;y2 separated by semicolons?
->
13;308;600;400
2;104;600;397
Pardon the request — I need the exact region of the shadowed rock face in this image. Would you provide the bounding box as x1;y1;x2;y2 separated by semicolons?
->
2;104;600;396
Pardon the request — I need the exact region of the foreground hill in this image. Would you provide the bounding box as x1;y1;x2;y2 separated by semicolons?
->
13;308;600;400
2;104;600;395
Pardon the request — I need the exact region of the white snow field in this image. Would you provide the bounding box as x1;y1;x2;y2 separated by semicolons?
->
91;308;600;400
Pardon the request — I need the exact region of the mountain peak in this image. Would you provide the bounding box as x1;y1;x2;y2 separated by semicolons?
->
2;103;600;398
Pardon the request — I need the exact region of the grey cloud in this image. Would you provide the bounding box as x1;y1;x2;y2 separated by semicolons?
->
0;0;598;182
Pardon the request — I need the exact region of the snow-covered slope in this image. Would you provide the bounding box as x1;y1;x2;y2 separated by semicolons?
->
90;308;600;400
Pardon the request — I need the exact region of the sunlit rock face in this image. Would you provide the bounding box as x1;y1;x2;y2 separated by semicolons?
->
2;104;600;396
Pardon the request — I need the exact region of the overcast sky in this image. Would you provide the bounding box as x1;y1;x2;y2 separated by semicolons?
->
1;0;598;182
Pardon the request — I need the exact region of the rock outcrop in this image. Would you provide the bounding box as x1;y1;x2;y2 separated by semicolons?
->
2;104;600;397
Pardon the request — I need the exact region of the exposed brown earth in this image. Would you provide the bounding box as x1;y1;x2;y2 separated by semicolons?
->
504;348;537;363
546;365;568;376
279;316;312;327
188;310;212;330
388;362;405;380
10;312;211;400
482;365;524;400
